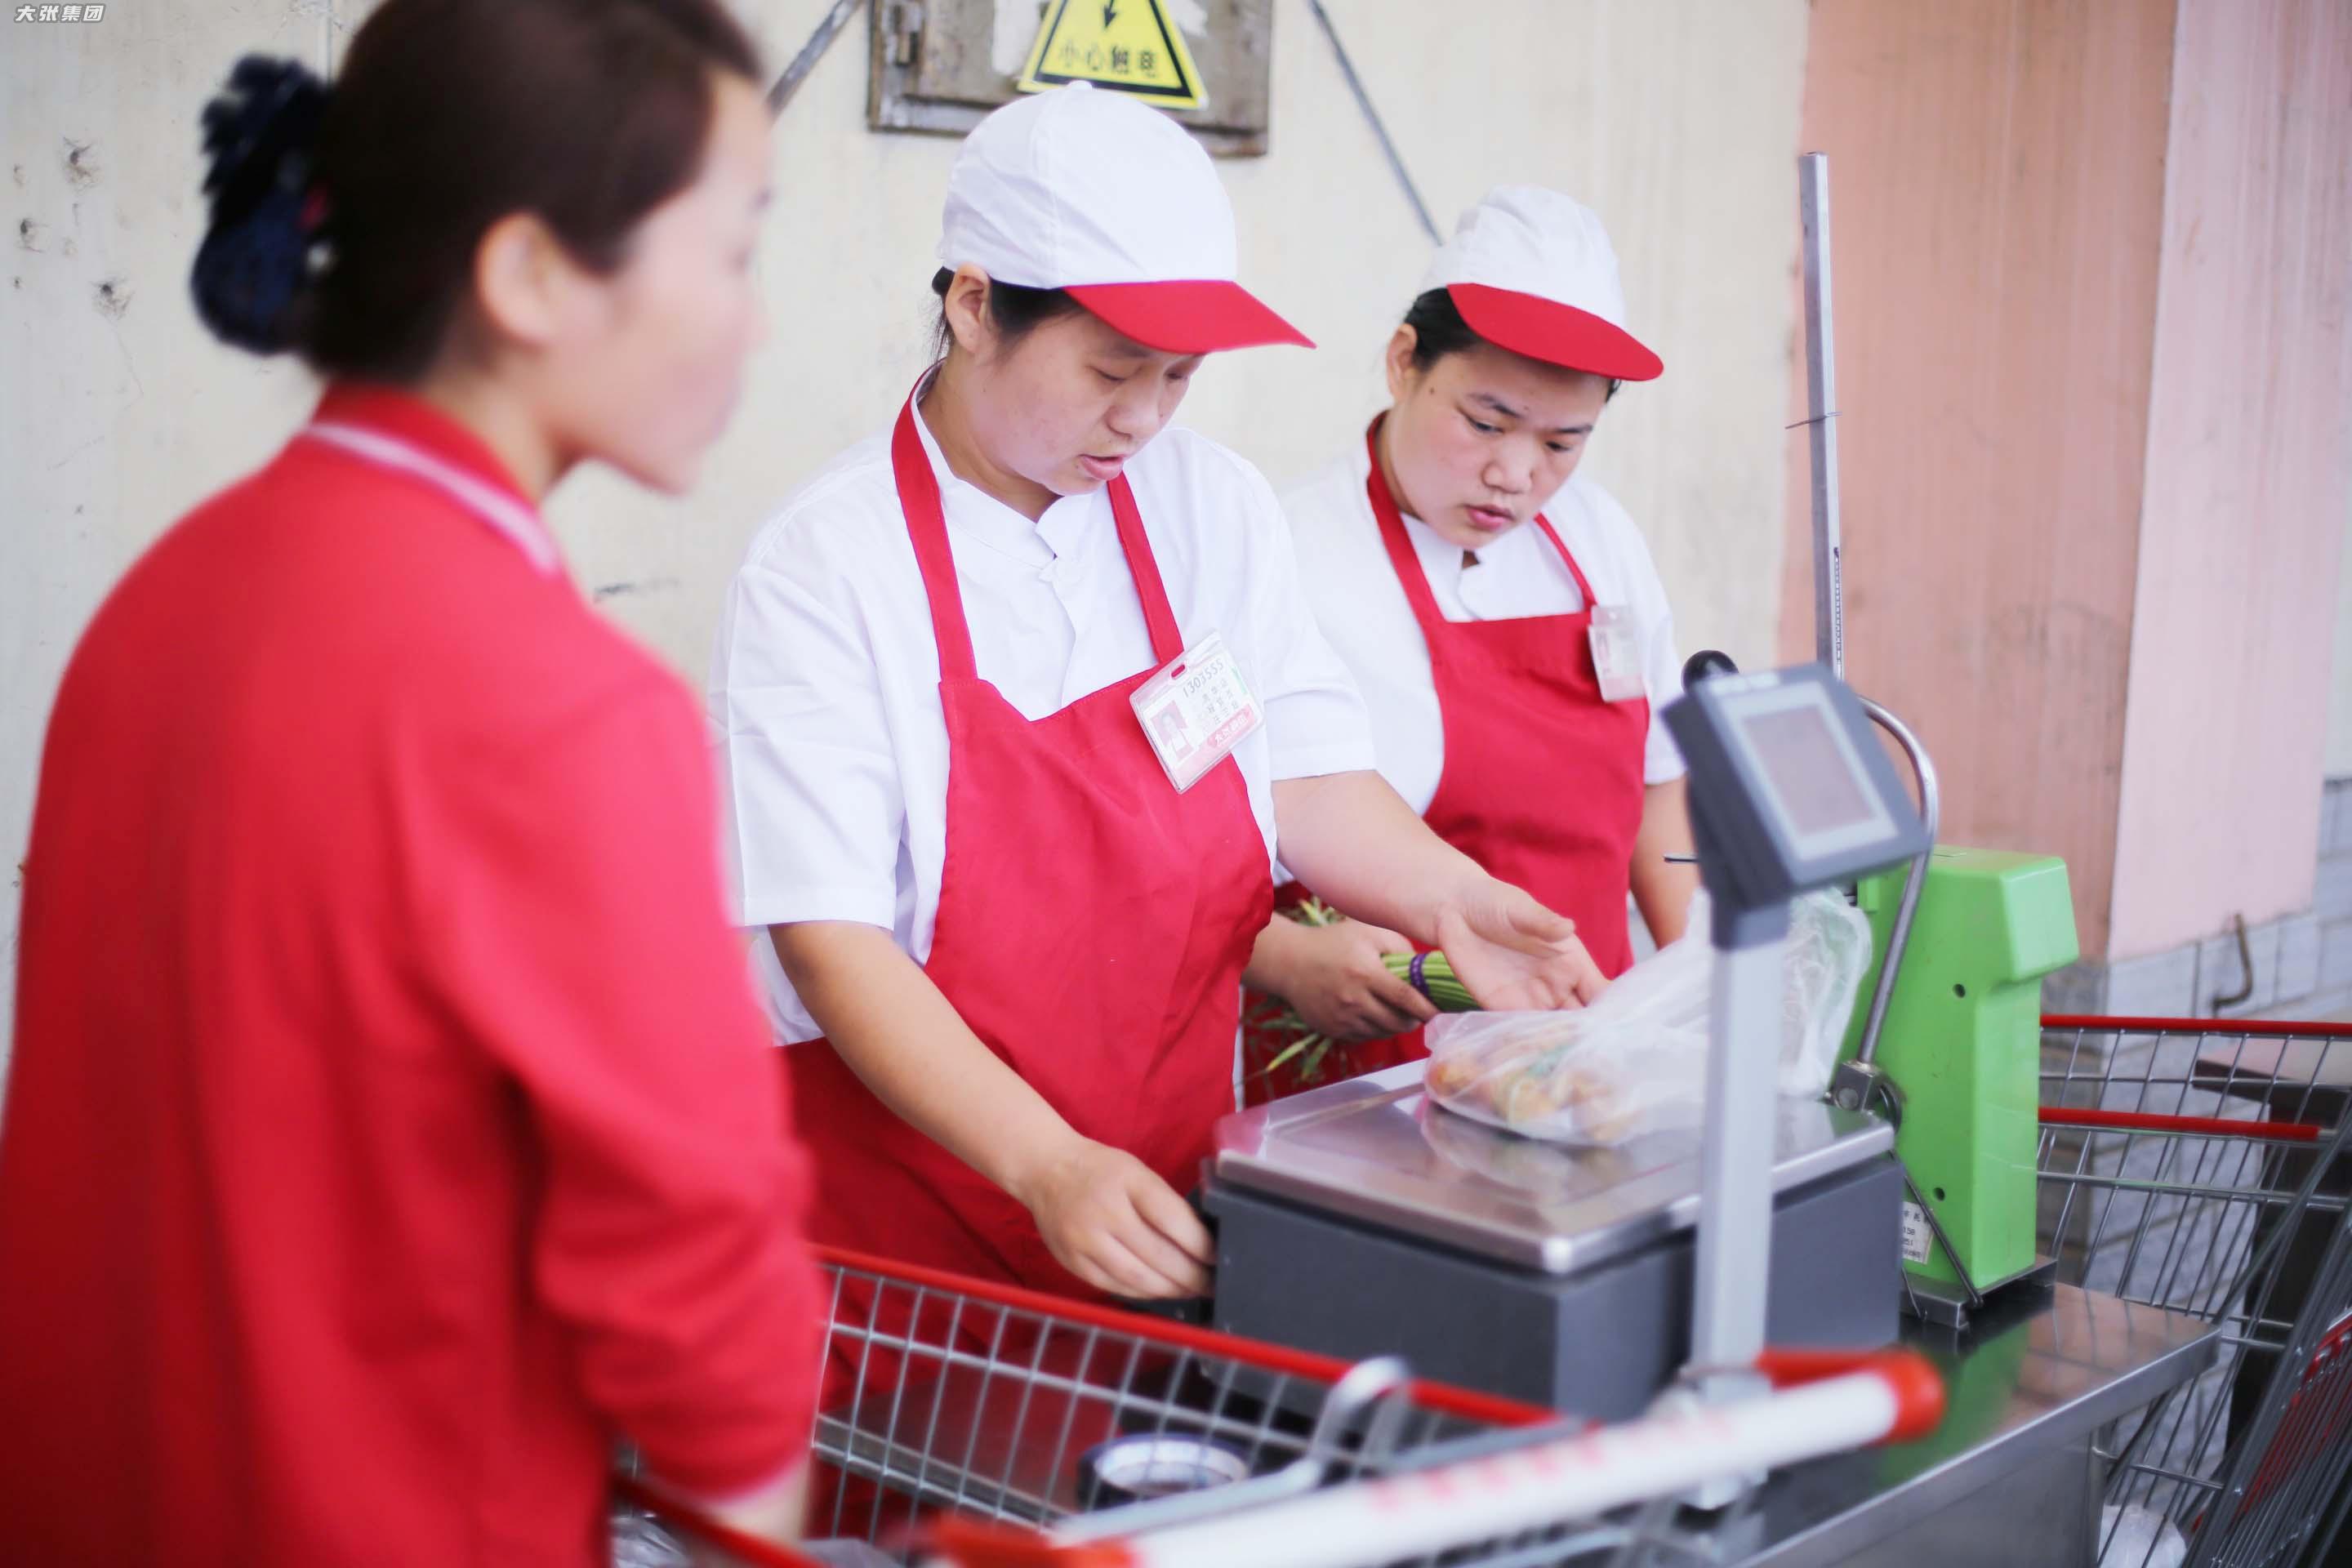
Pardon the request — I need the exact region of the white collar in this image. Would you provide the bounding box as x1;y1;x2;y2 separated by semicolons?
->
907;379;1111;568
301;420;561;576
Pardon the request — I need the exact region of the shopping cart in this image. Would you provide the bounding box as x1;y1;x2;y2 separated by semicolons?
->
2037;1015;2352;1568
617;1245;1944;1568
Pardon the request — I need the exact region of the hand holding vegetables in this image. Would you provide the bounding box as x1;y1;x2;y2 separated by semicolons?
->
1243;899;1481;1085
1430;879;1608;1013
1250;916;1436;1042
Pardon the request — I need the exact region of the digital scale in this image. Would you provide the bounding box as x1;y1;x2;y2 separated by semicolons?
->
1209;663;1933;1419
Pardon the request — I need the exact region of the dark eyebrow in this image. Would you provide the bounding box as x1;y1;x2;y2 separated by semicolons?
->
1469;391;1591;437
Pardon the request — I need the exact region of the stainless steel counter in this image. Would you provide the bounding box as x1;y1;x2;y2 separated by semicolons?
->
1677;1281;2219;1566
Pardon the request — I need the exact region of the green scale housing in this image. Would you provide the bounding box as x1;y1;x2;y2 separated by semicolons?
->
1838;848;2078;1294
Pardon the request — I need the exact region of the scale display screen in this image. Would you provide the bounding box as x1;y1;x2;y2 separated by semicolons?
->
1725;682;1896;859
1664;662;1927;906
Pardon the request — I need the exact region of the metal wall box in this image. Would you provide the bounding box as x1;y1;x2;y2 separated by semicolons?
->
869;0;1275;156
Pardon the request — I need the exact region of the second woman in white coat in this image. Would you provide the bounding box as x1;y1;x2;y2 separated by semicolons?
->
1250;189;1698;1096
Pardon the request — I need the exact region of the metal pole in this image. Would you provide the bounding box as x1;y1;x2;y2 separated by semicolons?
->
1799;153;1842;679
1305;0;1441;247
767;0;862;117
1851;697;1940;1066
1690;924;1788;1380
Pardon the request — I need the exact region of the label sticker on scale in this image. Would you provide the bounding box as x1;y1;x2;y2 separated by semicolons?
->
1588;605;1645;702
1900;1200;1933;1267
1131;630;1265;793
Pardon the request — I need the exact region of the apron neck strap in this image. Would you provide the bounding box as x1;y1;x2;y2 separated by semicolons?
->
1363;413;1595;620
892;394;980;681
1105;471;1187;666
1530;512;1597;604
893;390;1187;683
1364;414;1448;633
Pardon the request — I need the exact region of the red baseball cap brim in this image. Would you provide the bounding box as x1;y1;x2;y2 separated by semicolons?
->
1448;282;1663;381
1066;279;1314;354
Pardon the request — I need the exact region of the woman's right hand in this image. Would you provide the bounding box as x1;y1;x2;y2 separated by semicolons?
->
1011;1136;1214;1300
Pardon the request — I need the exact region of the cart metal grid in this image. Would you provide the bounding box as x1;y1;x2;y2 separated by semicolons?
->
2038;1015;2352;1568
619;1245;1943;1568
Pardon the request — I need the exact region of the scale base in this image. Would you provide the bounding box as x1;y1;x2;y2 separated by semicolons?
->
1206;1156;1903;1422
1897;1254;2058;1330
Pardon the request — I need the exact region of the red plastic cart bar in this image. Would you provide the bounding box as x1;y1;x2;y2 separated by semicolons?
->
2038;1107;2324;1143
2042;1016;2352;1040
927;1348;1944;1568
2040;1014;2348;1142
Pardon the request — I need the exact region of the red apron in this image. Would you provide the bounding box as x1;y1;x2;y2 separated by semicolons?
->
1245;416;1648;1098
786;394;1271;1348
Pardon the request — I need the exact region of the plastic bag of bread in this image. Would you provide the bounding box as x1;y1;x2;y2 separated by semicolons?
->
1423;890;1873;1147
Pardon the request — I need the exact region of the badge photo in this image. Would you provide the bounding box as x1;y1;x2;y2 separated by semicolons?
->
1129;630;1265;791
1588;604;1646;703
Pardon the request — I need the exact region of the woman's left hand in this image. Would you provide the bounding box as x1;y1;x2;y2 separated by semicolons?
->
1432;880;1608;1011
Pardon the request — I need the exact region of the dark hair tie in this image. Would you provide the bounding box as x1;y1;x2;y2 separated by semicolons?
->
189;54;333;354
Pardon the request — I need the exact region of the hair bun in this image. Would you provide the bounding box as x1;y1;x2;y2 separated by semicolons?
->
190;55;332;354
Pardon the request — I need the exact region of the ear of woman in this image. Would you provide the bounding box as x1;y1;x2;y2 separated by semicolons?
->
1383;323;1422;402
471;212;574;350
940;264;996;358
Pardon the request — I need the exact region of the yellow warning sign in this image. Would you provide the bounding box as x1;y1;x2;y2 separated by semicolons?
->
1015;0;1206;109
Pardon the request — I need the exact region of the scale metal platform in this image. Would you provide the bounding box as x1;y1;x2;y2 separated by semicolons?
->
1206;1062;1902;1419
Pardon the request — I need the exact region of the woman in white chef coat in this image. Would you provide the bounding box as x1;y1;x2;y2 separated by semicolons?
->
712;90;1606;1320
1247;188;1699;1092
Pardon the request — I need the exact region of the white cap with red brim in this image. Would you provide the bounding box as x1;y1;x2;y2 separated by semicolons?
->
1420;186;1663;381
938;83;1311;355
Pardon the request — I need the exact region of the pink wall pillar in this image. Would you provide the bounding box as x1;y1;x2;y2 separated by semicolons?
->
2106;0;2352;956
1783;0;2352;962
1780;0;2176;960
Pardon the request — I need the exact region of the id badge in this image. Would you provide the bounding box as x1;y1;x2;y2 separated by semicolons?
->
1588;605;1646;703
1130;630;1265;792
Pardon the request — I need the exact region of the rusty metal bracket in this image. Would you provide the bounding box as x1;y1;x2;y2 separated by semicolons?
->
2209;912;2255;1014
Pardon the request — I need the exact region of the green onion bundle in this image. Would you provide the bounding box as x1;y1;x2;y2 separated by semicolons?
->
1246;899;1480;1086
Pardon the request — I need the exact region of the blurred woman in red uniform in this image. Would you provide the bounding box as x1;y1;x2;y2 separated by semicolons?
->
0;1;822;1561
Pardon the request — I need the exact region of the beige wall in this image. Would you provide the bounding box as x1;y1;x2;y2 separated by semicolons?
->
2107;0;2352;954
1;0;1811;1055
1780;0;2178;960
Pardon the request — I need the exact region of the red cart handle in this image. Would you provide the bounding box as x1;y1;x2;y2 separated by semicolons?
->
1754;1346;1948;1442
